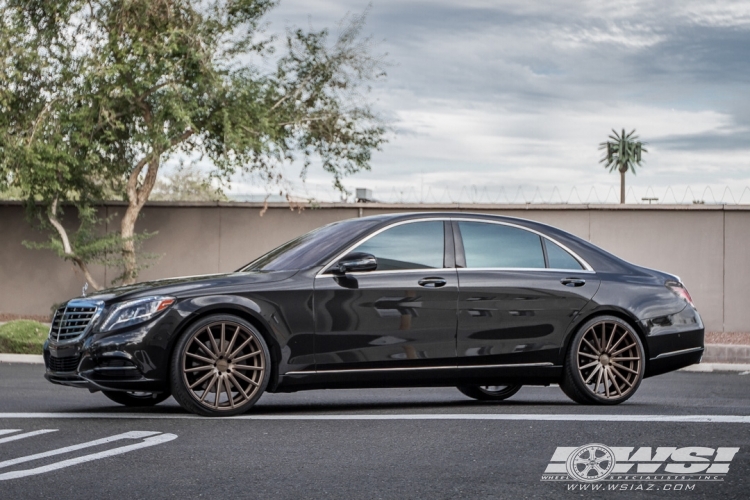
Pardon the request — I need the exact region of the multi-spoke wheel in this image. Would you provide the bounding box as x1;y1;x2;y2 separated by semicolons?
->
170;315;270;416
457;384;522;401
102;391;170;407
561;316;644;405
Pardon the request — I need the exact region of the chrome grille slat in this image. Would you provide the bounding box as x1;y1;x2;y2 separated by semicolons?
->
48;300;103;342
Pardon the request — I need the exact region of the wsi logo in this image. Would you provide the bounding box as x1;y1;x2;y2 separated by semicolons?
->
541;443;740;483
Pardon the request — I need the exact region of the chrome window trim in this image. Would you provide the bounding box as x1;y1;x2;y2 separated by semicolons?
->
451;217;594;272
286;361;555;375
457;267;596;274
317;216;595;277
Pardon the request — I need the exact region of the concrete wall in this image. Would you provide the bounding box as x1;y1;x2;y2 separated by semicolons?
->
1;201;747;332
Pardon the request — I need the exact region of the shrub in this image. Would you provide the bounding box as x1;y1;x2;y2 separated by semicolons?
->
0;320;49;354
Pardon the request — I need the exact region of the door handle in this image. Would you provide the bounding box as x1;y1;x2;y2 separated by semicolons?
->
560;278;586;287
418;277;447;288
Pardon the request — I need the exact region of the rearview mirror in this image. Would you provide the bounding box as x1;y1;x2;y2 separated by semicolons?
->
335;252;377;274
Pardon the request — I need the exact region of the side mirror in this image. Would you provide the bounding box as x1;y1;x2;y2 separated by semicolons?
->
335;252;377;274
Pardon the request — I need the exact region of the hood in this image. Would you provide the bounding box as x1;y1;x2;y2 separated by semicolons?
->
81;270;299;303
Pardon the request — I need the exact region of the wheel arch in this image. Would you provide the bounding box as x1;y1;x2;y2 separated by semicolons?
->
167;303;283;392
562;308;650;364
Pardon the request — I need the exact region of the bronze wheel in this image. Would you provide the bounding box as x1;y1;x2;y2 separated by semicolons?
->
171;315;270;416
562;316;644;405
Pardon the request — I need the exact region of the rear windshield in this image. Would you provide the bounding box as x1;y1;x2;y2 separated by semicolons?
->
239;218;381;272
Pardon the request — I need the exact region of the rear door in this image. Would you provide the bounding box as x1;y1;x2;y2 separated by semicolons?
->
314;219;458;371
454;220;600;367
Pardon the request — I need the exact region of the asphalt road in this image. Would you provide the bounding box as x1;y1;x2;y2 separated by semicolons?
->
0;363;748;499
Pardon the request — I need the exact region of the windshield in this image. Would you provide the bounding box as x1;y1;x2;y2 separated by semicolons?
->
239;218;381;272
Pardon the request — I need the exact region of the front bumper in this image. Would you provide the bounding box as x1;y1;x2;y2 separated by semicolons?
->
43;310;181;393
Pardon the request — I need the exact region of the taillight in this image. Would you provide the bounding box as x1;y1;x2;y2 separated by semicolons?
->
666;281;695;308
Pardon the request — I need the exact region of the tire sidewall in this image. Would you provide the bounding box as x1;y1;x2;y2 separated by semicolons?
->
170;314;271;416
102;391;170;407
457;384;523;401
566;315;645;405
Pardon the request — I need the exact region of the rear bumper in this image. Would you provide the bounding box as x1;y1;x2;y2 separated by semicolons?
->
641;305;704;378
645;346;704;378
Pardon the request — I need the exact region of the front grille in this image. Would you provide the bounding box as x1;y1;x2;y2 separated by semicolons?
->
49;301;101;342
47;355;81;373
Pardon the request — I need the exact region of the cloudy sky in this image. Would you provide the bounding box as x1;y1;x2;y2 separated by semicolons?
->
227;0;750;203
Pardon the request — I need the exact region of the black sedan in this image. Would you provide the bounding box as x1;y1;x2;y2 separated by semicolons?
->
43;212;704;416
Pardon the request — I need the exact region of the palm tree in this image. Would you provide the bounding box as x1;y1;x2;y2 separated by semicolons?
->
599;129;647;204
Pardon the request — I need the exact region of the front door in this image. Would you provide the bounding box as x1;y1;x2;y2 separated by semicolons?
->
314;220;458;371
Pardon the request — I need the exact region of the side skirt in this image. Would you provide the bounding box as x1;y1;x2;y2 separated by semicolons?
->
272;364;562;393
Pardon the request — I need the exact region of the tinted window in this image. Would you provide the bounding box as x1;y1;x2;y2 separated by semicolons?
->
240;218;381;271
352;221;444;271
545;239;583;270
459;222;545;268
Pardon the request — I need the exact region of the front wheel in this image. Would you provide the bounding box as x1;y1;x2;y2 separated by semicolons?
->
561;316;645;405
170;315;271;417
102;391;170;407
457;384;522;401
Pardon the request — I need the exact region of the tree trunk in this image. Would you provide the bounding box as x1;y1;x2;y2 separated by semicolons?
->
119;129;192;284
620;168;626;204
120;202;140;285
121;157;161;284
48;198;102;290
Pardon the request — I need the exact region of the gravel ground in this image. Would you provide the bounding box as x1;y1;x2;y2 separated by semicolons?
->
706;332;750;345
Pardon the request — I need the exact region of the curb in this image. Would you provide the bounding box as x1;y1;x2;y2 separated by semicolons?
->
680;363;750;373
703;344;750;364
0;354;44;364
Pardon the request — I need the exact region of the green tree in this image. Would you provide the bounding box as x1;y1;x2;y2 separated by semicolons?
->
0;0;386;288
599;128;647;204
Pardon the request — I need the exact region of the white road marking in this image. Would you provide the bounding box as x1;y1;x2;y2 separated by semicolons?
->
0;413;749;422
0;429;57;444
0;431;162;469
0;430;21;437
0;433;177;481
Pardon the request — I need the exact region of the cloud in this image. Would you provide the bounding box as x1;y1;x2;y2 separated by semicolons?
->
223;0;750;202
651;130;750;151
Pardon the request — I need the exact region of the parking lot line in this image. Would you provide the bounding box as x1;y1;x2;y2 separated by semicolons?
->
0;433;177;481
0;413;749;422
0;431;162;469
0;430;21;437
0;429;57;444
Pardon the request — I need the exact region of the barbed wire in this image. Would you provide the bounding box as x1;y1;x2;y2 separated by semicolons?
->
280;184;750;204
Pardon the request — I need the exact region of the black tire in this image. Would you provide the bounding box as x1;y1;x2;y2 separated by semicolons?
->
457;384;522;401
102;391;170;407
561;315;645;405
170;314;271;417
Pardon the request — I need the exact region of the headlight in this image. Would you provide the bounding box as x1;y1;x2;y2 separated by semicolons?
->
100;296;175;332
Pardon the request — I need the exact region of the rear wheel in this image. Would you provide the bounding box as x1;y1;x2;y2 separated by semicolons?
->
561;316;645;405
457;384;522;401
102;391;170;407
170;315;271;417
